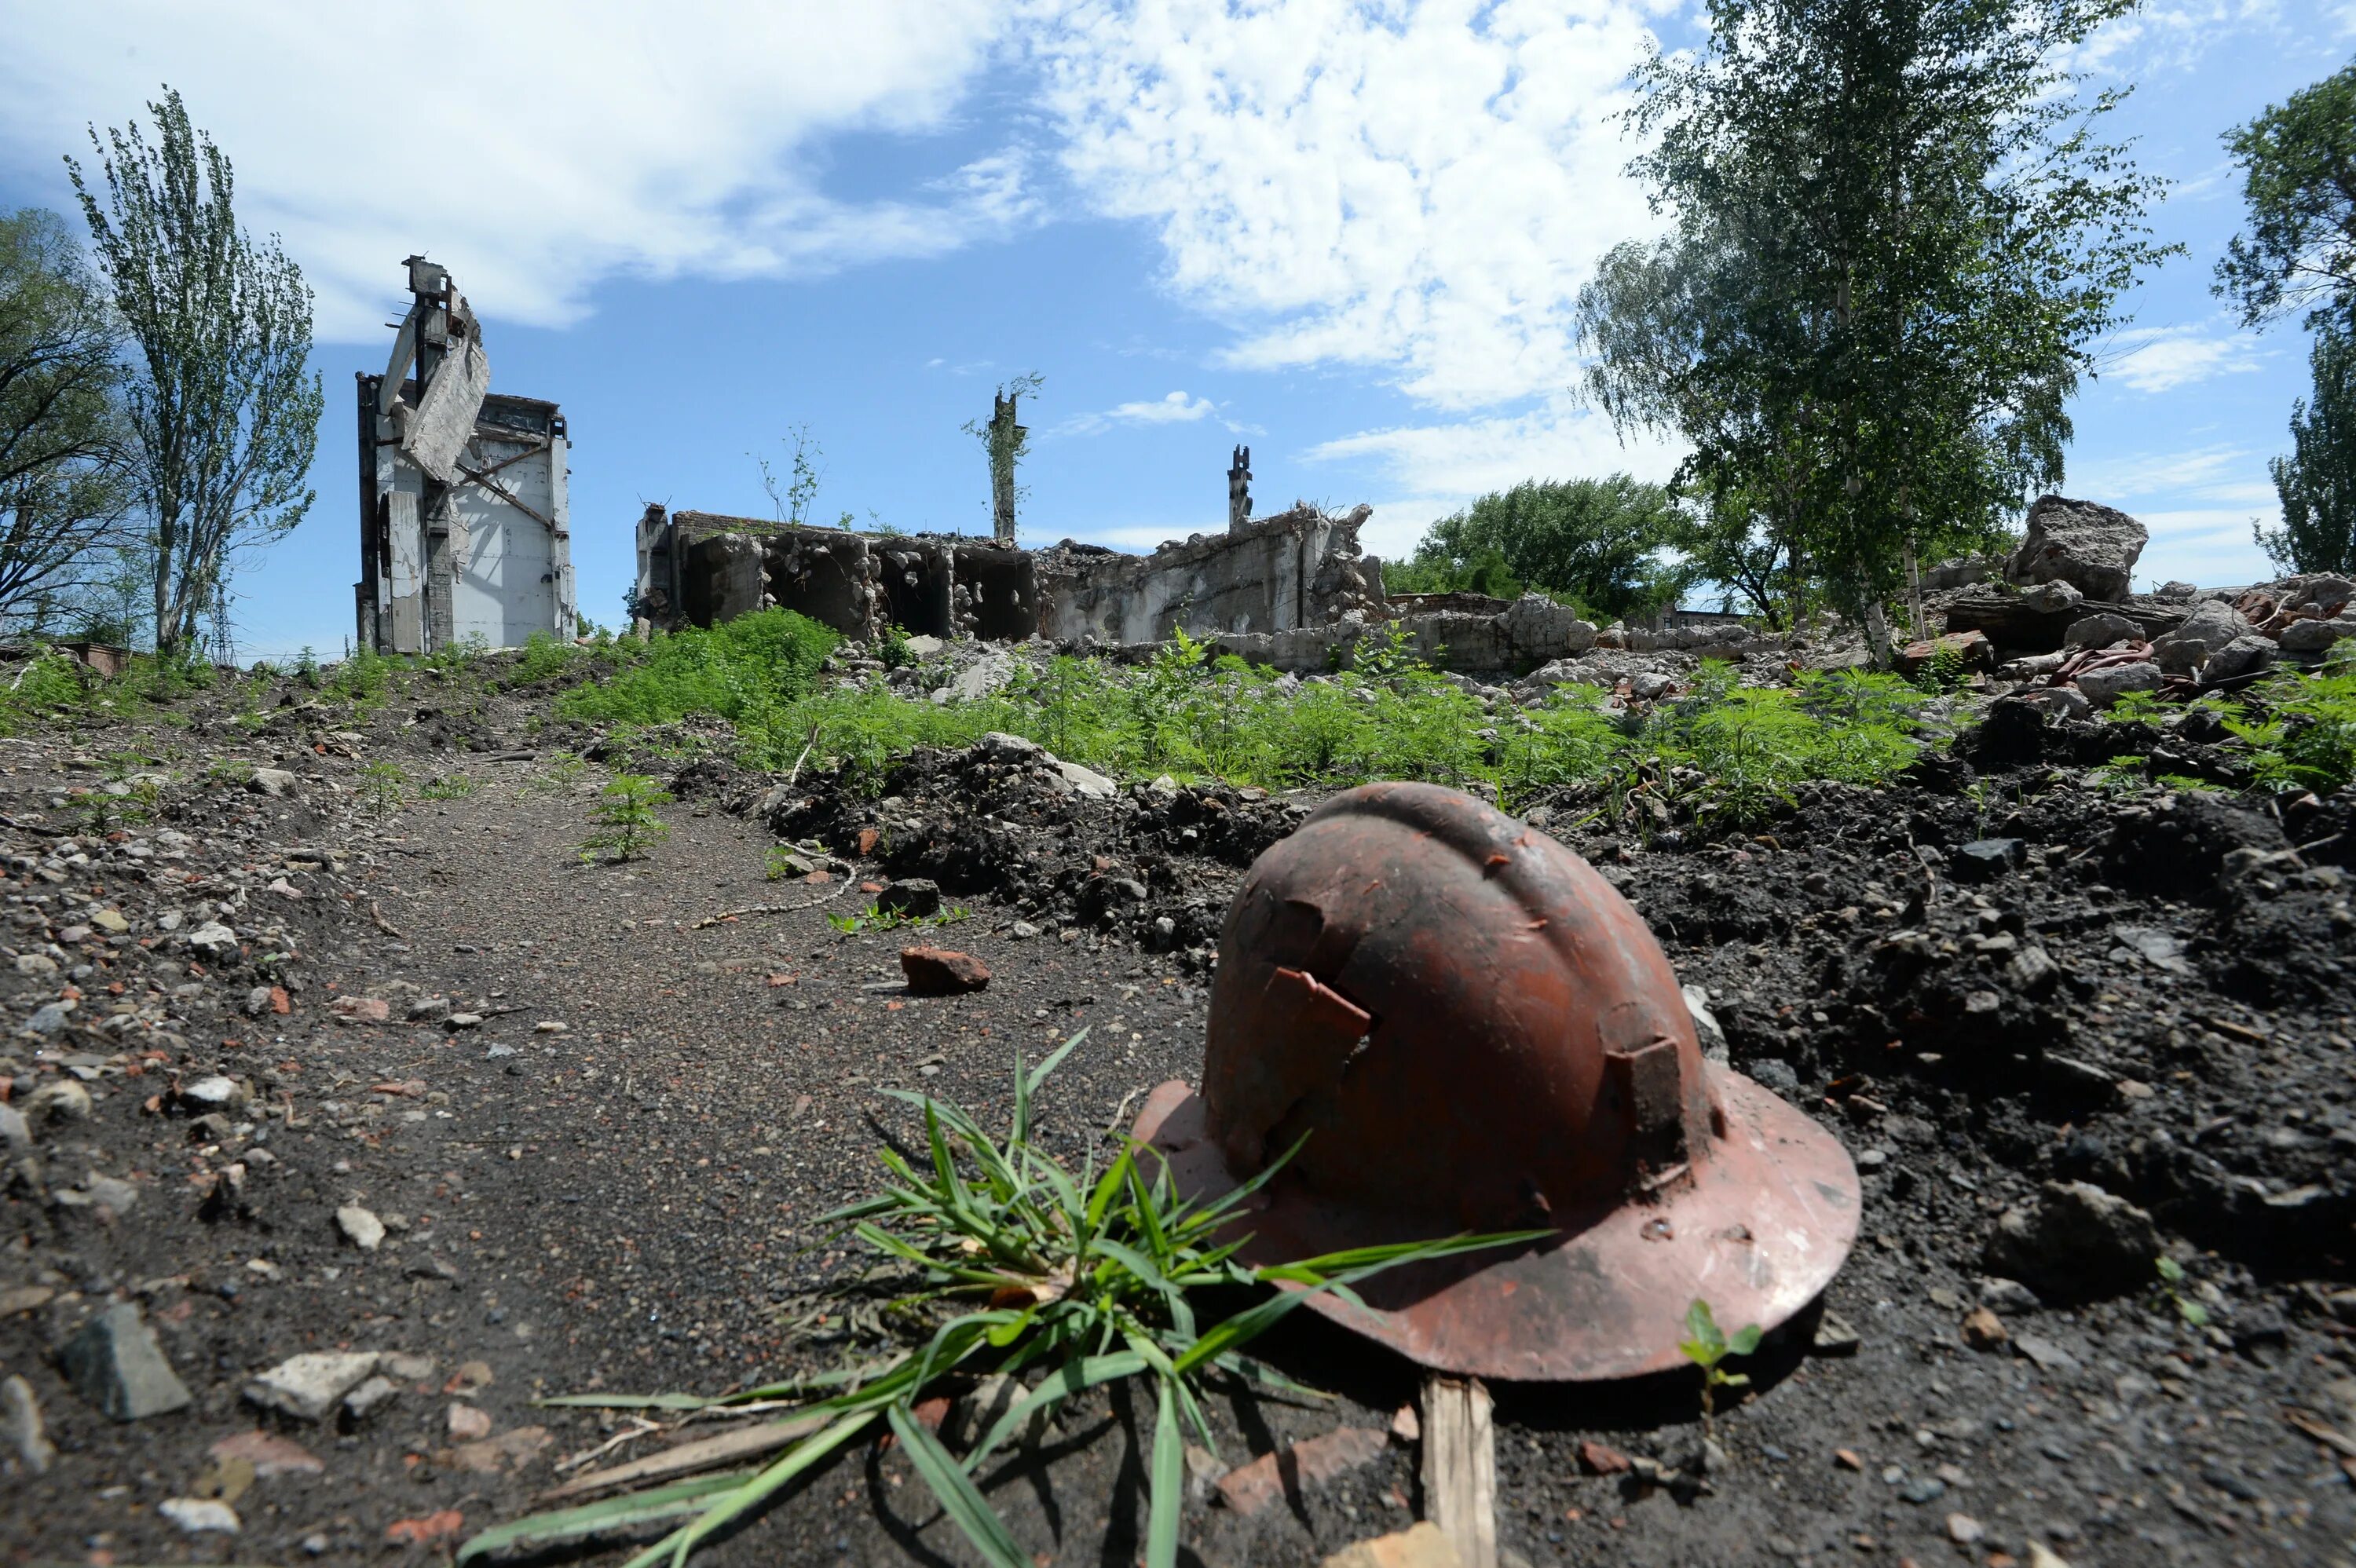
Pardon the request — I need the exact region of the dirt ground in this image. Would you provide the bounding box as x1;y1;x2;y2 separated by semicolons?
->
2;660;2353;1568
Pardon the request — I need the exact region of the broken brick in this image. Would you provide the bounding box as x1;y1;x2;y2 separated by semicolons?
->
1215;1426;1388;1515
901;947;991;996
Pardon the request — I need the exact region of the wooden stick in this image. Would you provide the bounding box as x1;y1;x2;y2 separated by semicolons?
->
1420;1372;1497;1568
536;1412;830;1502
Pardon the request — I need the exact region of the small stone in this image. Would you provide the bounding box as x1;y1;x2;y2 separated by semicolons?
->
449;1425;551;1474
159;1497;242;1535
446;1012;486;1030
2;1374;56;1473
448;1403;493;1441
900;947;990;996
2012;1334;2081;1373
243;1351;382;1422
1834;1448;1864;1471
1946;1512;1985;1545
184;920;240;959
1320;1522;1462;1568
1900;1475;1948;1504
1008;920;1040;940
247;767;298;798
24;1001;73;1035
1216;1427;1388;1515
59;1301;193;1420
1389;1404;1419;1444
2026;1544;2075;1568
1962;1306;2009;1350
1812;1310;1861;1357
1579;1439;1631;1475
876;879;942;918
2115;1077;2155;1101
331;995;390;1025
337;1205;386;1251
1985;1181;2161;1299
343;1374;401;1420
383;1510;466;1547
209;1429;324;1476
381;1351;437;1382
181;1074;245;1109
407;996;452;1024
1979;1277;2043;1314
89;908;129;934
13;953;56;977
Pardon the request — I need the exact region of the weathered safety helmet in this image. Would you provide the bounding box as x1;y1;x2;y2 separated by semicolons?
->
1135;781;1858;1381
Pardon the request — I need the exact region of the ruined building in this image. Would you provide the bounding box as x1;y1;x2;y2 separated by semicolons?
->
632;499;1392;651
355;258;576;654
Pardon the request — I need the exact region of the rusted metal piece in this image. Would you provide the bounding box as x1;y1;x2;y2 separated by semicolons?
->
1135;780;1859;1382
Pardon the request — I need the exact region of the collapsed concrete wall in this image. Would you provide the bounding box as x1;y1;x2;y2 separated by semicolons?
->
634;501;1385;649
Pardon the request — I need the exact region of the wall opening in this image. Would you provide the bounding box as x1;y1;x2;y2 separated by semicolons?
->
957;546;1038;641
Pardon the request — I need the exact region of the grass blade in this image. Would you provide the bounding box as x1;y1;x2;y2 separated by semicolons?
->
888;1402;1030;1568
650;1409;877;1568
1145;1375;1184;1568
456;1473;748;1562
965;1351;1147;1470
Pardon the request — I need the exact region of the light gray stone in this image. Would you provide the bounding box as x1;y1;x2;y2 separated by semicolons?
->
243;1351;382;1422
183;921;240;959
1681;985;1728;1064
59;1302;193;1420
2152;598;2254;673
2007;495;2146;601
2063;612;2141;649
2072;661;2161;708
337;1205;386;1251
159;1498;241;1535
2;1374;55;1472
22;1078;91;1124
2280;616;2356;653
2200;634;2276;684
2018;685;2093;722
247;768;298;799
1055;759;1118;799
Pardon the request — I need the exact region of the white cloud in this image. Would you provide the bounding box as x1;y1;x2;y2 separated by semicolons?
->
1304;394;1683;496
1037;0;1663;411
1055;388;1261;434
0;1;1025;340
2101;325;2265;394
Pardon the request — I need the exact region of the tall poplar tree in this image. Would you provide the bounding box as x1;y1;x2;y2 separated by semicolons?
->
67;87;320;658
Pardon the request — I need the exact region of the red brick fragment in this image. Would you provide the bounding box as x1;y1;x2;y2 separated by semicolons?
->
901;947;991;996
1579;1440;1631;1475
1214;1427;1387;1515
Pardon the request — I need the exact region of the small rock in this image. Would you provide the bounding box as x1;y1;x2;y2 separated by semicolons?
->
209;1429;324;1476
876;879;942;918
1321;1522;1462;1568
1985;1181;2161;1299
1812;1310;1861;1357
1950;839;2023;882
1216;1427;1387;1515
1008;920;1040;940
1900;1475;1948;1504
2013;1334;2081;1373
337;1205;386;1251
184;920;240;959
13;953;56;977
2064;612;2141;649
381;1351;437;1382
1055;759;1118;799
1389;1404;1419;1444
383;1510;466;1547
1834;1448;1864;1471
1946;1512;1985;1545
23;1001;73;1036
2027;1544;2075;1568
59;1301;193;1420
331;995;390;1025
247;768;298;798
1681;985;1727;1062
89;908;129;935
159;1497;242;1535
446;1012;486;1030
1579;1439;1631;1475
406;996;452;1024
1979;1277;2043;1314
1961;1307;2009;1351
901;947;990;996
447;1403;493;1441
243;1351;381;1422
2074;661;2162;709
2;1373;56;1473
343;1374;401;1420
181;1074;245;1109
449;1425;551;1474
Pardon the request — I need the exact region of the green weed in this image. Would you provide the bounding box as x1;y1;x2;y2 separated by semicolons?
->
360;761;406;818
1678;1297;1762;1435
2228;645;2356;793
459;1035;1535;1568
2154;1256;2210;1329
825;903;971;934
558;609;838;733
418;771;475;800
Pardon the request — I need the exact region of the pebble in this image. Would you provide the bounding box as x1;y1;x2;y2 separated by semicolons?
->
1900;1475;1947;1504
159;1497;242;1535
1812;1310;1861;1357
448;1403;493;1440
1945;1512;1985;1544
343;1374;401;1420
1962;1306;2010;1350
337;1205;386;1251
243;1351;382;1422
2;1374;56;1472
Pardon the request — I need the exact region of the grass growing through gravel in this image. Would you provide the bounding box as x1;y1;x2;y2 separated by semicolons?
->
463;1036;1535;1568
2229;643;2356;794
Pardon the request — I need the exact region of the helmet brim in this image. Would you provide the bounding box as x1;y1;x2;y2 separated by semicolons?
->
1132;1064;1860;1383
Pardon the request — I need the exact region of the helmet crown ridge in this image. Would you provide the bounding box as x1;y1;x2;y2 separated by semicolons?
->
1203;780;1718;1239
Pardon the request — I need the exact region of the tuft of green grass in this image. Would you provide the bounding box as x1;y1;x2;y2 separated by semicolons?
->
579;773;672;864
463;1036;1538;1568
557;610;839;732
825;902;971;934
418;770;475;800
360;760;406;818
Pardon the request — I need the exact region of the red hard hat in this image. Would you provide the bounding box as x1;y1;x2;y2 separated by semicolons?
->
1135;781;1859;1381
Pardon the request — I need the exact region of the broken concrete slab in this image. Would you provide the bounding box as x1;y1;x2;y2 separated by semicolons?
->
243;1351;382;1422
2007;495;2146;601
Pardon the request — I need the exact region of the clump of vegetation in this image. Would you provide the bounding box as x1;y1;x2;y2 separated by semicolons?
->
2155;1256;2211;1329
579;773;672;864
359;760;404;818
417;770;474;800
825;902;970;934
556;609;838;733
461;1036;1532;1568
1678;1297;1762;1437
2230;646;2356;794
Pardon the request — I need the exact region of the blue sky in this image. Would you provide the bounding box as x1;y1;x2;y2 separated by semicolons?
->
2;0;2351;659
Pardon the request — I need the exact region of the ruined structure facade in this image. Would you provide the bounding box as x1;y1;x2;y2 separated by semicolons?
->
633;500;1388;649
356;258;576;654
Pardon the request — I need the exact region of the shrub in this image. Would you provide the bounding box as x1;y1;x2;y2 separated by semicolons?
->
558;610;839;732
580;773;673;863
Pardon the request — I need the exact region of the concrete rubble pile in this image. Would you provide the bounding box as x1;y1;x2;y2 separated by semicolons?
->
1920;495;2354;718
